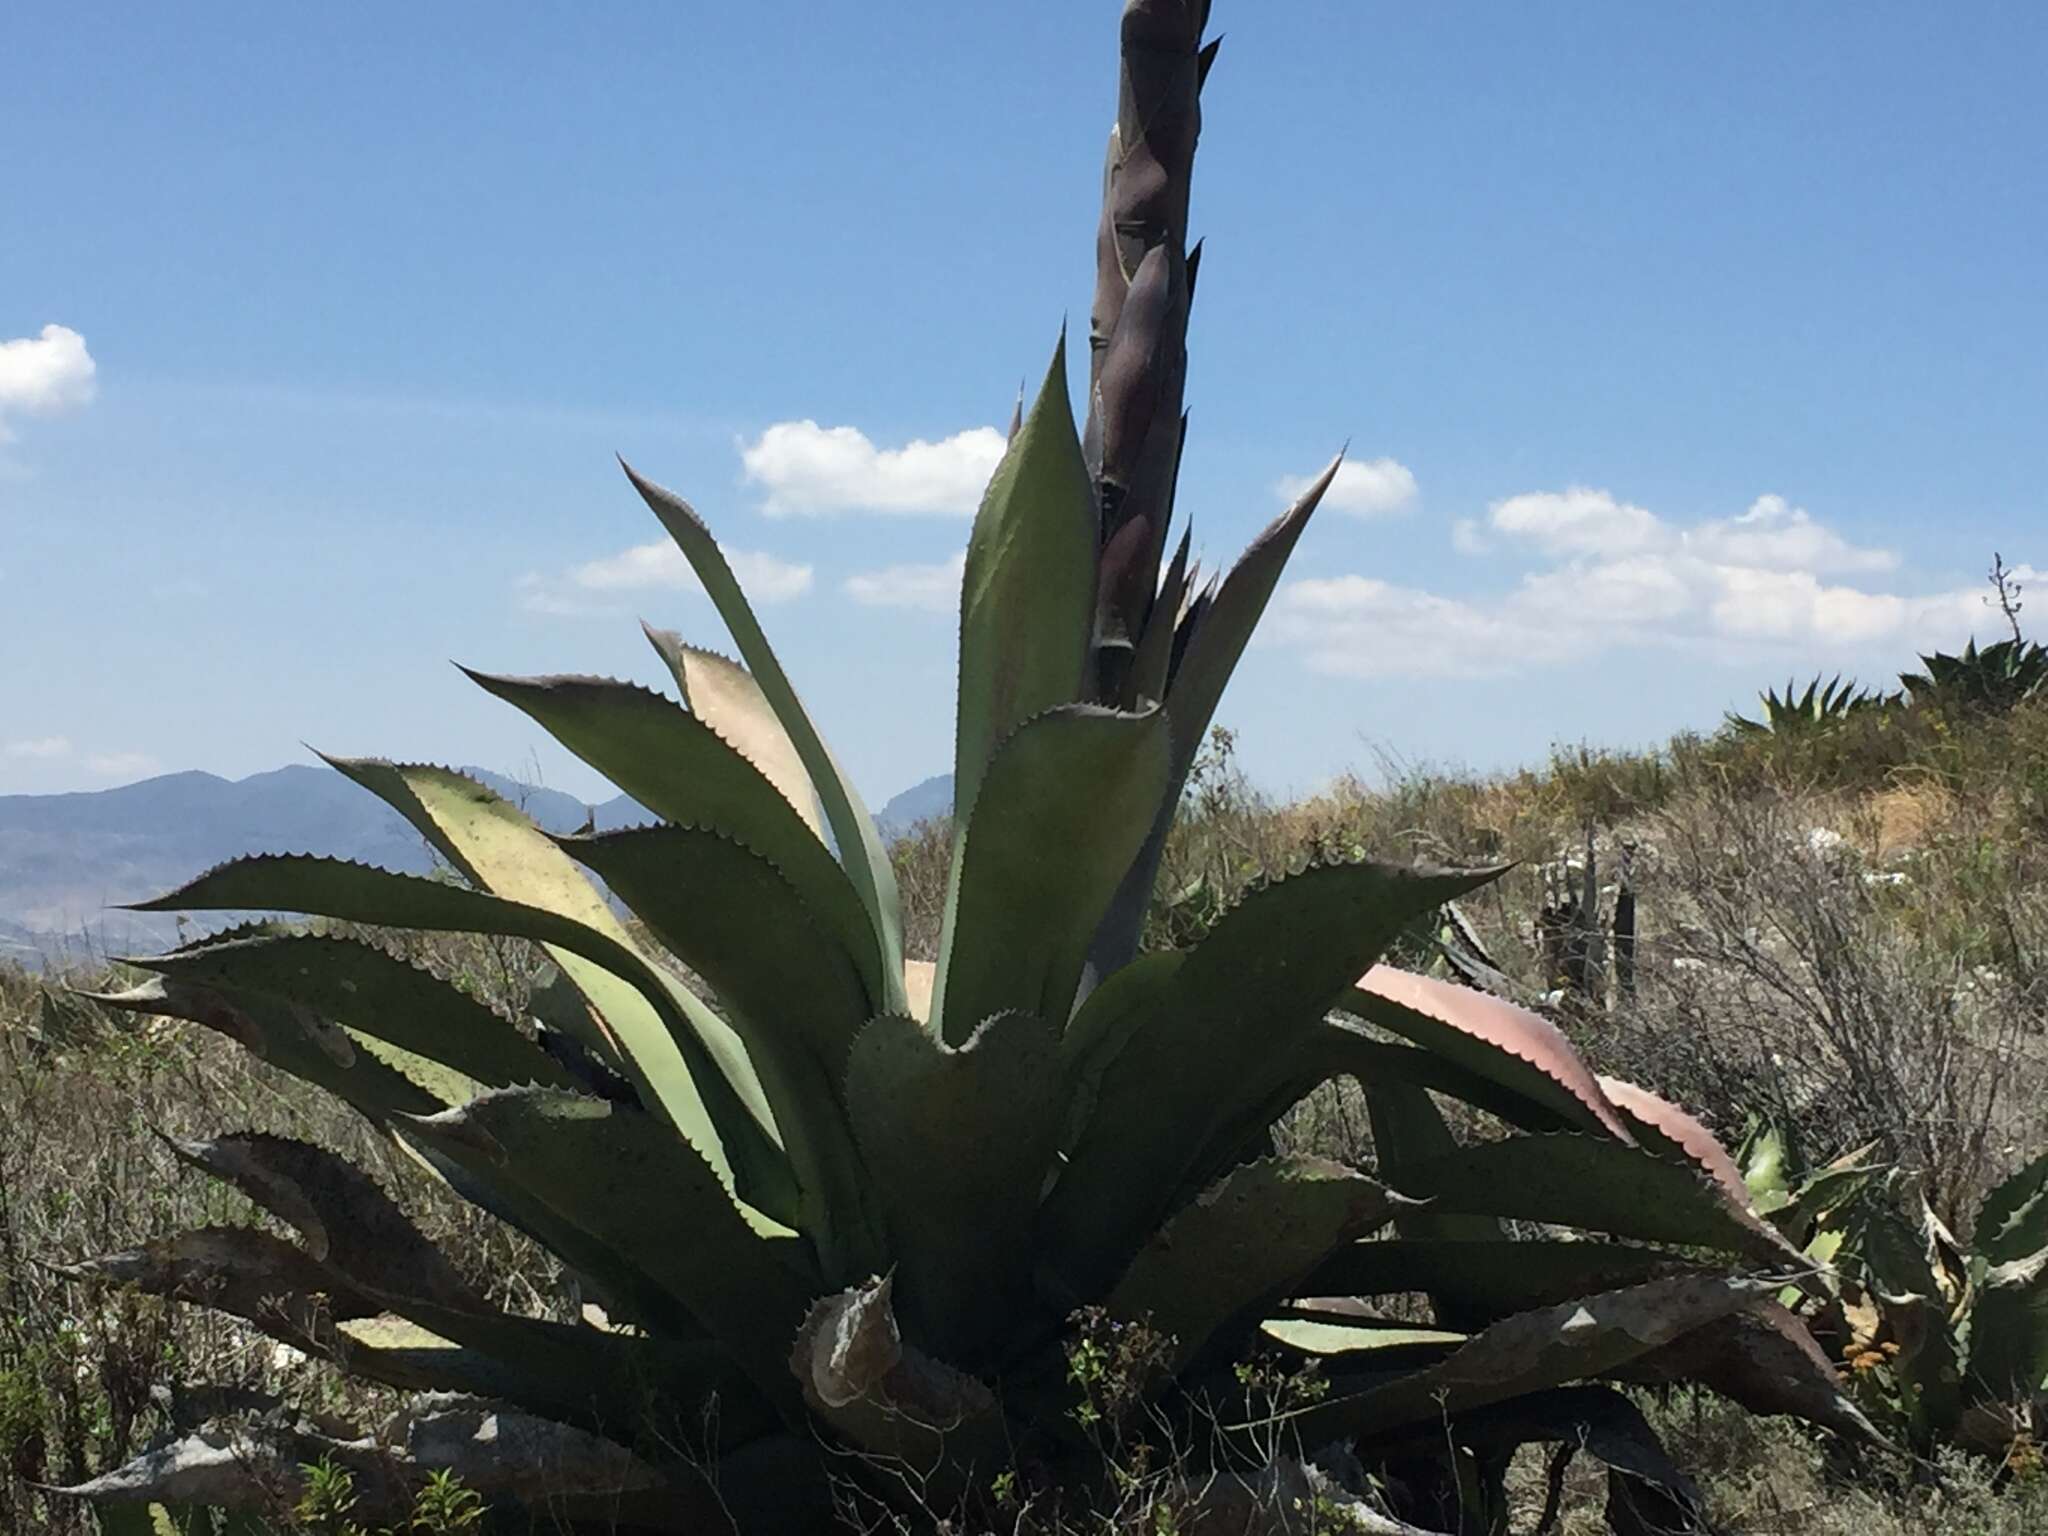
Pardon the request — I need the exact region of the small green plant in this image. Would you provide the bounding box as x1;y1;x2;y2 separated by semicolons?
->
405;1470;485;1534
294;1456;366;1536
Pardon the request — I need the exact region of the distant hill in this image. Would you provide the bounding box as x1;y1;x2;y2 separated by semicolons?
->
0;763;955;970
876;774;953;838
0;764;644;967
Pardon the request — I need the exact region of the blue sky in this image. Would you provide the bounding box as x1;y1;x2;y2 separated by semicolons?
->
4;1;2044;806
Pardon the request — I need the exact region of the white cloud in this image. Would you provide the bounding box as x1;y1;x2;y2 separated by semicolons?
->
740;421;1006;517
0;324;97;439
3;736;72;760
1277;457;1418;519
1487;486;1663;557
1275;576;1576;678
1687;494;1897;575
84;751;160;780
1274;483;2025;680
843;553;966;614
1450;518;1491;556
520;541;812;616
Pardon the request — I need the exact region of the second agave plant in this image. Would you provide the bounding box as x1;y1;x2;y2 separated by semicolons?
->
57;5;1883;1533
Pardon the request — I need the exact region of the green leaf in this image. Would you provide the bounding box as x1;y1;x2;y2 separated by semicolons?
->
623;466;906;1013
931;705;1169;1043
1258;1316;1465;1365
1044;859;1499;1294
461;669;881;1004
1161;455;1340;782
1107;1156;1398;1372
1360;1078;1503;1328
1387;1134;1800;1265
160;1132;481;1308
642;626;825;837
402;1087;813;1414
329;1315;745;1428
1125;525;1191;709
83;976;445;1122
132;931;575;1094
844;1011;1063;1361
952;333;1096;818
1304;1238;1691;1323
130;848;793;1223
1975;1146;2048;1265
1272;1275;1768;1443
559;822;880;1278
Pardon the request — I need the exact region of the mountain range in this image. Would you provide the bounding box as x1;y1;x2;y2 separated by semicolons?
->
0;764;952;969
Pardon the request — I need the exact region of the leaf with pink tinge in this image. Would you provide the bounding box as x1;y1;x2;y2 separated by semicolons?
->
1596;1075;1751;1206
1597;1075;1814;1273
1347;967;1633;1142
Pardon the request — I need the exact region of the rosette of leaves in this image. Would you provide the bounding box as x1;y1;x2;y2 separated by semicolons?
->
1726;673;1893;736
1899;637;2048;716
51;6;1873;1532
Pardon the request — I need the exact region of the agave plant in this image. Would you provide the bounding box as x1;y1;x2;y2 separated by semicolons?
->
1820;1153;2048;1463
1899;636;2048;716
53;6;1875;1533
1726;673;1893;736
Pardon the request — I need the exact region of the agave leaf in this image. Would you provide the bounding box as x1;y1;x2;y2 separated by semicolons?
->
1162;455;1341;778
330;1315;749;1430
931;705;1170;1043
623;465;906;1010
1279;1275;1768;1442
1622;1300;1890;1445
559;822;879;1277
152;1134;691;1386
1596;1075;1748;1204
1126;525;1193;709
1347;967;1632;1141
1086;457;1345;975
164;1132;473;1296
844;1012;1062;1360
953;334;1097;818
462;669;881;1002
1974;1145;2048;1265
318;758;779;1160
1046;859;1498;1293
131;932;575;1094
1304;1239;1693;1325
640;627;824;836
1388;1134;1802;1266
83;976;445;1122
59;1227;381;1343
1107;1156;1399;1372
401;1087;812;1413
1968;1245;2048;1404
1597;1075;1812;1274
561;824;870;1074
1259;1316;1465;1364
128;851;791;1217
1360;1079;1504;1327
788;1274;1005;1498
52;1407;692;1527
